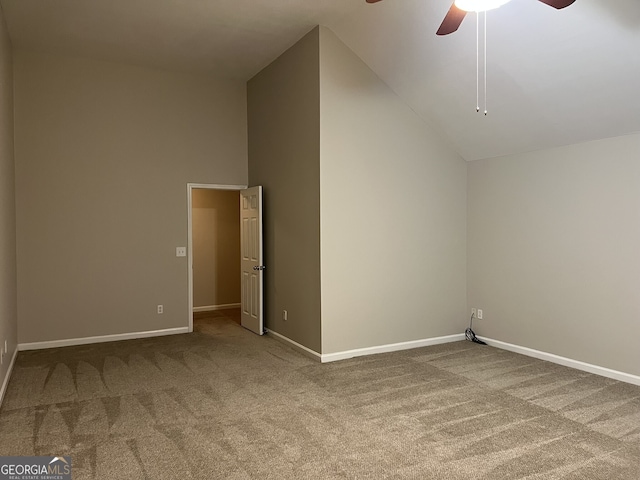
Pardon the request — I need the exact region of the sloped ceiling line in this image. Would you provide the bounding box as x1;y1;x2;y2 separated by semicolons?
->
1;0;638;160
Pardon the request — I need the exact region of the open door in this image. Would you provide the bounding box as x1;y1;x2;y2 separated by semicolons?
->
240;186;264;335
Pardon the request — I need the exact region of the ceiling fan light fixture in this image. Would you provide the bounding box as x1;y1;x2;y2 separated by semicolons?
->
454;0;512;12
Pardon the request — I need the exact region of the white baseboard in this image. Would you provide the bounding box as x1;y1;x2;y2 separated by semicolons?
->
321;334;466;363
193;303;241;313
266;330;465;364
263;331;640;385
265;329;322;362
479;336;640;387
18;327;190;351
0;348;19;408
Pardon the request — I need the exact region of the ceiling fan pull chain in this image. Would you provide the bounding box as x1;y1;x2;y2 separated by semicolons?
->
484;10;488;115
476;12;480;113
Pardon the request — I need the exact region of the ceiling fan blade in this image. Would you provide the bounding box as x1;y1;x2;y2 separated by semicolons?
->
436;3;467;36
366;0;385;3
537;0;576;9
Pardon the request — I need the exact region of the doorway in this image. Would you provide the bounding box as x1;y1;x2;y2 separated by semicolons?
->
187;183;246;332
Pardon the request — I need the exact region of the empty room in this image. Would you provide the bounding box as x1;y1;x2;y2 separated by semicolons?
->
0;0;638;479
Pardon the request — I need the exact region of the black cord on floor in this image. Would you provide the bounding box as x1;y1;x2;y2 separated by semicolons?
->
465;313;487;345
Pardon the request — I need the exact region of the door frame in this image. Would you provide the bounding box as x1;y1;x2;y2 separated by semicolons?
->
187;183;247;332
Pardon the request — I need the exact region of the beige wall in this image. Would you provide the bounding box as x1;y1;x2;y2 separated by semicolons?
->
0;7;17;393
319;27;467;354
192;189;240;308
247;28;322;353
14;51;247;344
10;21;632;381
468;134;640;376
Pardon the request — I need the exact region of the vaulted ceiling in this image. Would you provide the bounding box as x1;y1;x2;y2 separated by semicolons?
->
1;0;638;160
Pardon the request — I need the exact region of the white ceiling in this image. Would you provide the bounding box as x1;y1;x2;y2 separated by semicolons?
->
1;0;639;160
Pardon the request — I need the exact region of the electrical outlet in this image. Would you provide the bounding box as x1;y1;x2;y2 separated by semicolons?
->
157;305;164;314
471;308;477;317
282;310;288;321
477;309;483;320
176;247;187;257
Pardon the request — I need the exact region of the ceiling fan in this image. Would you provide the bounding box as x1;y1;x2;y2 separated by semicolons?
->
365;0;577;35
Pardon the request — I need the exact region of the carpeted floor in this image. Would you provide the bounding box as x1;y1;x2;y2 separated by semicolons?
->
1;309;638;479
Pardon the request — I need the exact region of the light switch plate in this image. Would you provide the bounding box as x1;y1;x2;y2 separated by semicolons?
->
176;247;187;257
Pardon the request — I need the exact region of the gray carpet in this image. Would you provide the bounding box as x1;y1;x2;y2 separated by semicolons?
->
1;310;639;479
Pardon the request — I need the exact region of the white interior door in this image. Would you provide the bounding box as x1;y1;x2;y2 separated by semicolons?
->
240;186;264;335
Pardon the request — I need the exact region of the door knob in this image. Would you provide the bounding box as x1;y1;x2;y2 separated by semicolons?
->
253;266;266;271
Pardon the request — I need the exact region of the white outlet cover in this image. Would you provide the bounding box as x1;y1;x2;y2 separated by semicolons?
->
176;247;187;257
